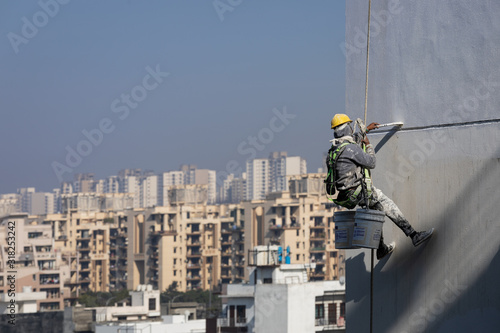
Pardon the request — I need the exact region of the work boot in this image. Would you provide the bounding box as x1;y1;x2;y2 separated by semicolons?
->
376;242;395;260
411;228;434;247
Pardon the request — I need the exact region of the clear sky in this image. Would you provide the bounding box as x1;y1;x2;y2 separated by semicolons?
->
0;0;346;193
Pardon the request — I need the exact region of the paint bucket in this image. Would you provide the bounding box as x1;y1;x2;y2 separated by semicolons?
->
334;211;358;249
352;209;385;249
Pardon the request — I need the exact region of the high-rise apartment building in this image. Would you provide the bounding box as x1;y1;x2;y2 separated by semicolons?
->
161;171;185;206
246;152;307;200
243;173;345;282
246;158;270;201
73;173;95;193
141;174;160;208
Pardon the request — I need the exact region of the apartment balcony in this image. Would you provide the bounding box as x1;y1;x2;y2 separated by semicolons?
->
310;247;326;253
187;251;202;257
64;279;80;286
221;228;232;234
310;233;326;241
217;317;248;331
310;223;326;229
187;242;201;247
221;251;232;258
187;264;201;270
150;229;177;237
187;275;201;281
269;222;301;230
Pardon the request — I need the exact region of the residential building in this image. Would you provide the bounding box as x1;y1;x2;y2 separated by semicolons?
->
0;286;47;314
161;171;185;206
123;192;245;293
73;173;95;193
243;173;345;282
0;213;71;312
141;174;160;208
246;152;307;200
214;245;345;333
246;158;269;200
0;193;21;217
192;169;217;204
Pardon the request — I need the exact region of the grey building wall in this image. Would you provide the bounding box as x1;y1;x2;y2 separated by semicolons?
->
344;1;500;332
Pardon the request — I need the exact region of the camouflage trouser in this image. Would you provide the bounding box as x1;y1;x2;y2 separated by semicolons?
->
361;187;415;248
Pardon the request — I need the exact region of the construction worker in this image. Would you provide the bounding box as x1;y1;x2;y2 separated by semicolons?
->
325;114;434;259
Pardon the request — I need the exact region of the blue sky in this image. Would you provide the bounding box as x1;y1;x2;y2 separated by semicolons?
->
0;0;346;193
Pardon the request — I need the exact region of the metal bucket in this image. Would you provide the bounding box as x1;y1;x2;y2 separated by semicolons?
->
352;209;385;249
334;211;358;249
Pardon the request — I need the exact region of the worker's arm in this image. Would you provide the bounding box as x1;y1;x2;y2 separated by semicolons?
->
344;143;376;169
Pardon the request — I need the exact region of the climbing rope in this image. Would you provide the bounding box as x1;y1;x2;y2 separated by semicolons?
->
364;0;372;125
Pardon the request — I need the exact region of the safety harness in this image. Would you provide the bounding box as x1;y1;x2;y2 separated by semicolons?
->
324;142;373;209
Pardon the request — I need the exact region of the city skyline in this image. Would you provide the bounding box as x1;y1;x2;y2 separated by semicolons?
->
0;1;346;194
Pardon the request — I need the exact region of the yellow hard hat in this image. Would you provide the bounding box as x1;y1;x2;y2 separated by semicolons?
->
331;114;352;129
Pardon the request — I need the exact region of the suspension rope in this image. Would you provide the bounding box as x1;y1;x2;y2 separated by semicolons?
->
364;0;372;125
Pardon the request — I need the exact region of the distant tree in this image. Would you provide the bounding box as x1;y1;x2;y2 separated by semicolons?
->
78;289;129;307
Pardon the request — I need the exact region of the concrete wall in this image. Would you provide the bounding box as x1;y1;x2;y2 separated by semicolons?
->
344;1;500;332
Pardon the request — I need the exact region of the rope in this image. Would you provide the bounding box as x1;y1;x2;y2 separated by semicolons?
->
363;1;374;333
364;0;372;125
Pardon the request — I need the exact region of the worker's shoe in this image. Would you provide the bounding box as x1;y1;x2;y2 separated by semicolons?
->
411;228;434;247
376;242;395;260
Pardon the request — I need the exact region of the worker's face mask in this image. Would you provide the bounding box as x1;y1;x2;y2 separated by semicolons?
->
334;123;353;138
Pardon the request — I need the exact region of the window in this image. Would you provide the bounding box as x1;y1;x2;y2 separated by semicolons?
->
149;298;156;310
296;230;299;236
296;254;300;261
328;303;337;325
315;304;324;319
174;270;177;276
174;259;177;265
236;305;246;323
263;278;272;284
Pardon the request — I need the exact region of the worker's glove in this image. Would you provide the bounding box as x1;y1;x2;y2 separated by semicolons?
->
366;122;380;132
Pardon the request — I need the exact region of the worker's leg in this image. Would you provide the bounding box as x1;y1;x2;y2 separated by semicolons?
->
369;188;415;237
